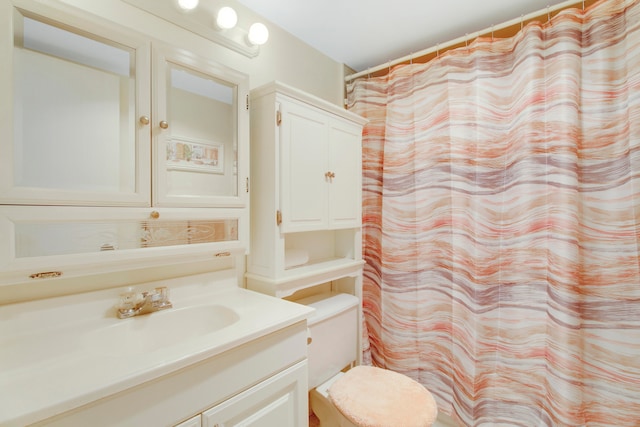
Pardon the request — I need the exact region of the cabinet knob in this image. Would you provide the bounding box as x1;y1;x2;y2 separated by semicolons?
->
150;211;160;219
325;171;335;179
139;115;150;125
159;120;169;129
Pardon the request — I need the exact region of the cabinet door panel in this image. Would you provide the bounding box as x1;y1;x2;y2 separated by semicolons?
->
280;101;328;232
0;4;151;206
153;44;249;208
0;205;245;282
328;119;362;228
201;362;307;427
174;414;201;427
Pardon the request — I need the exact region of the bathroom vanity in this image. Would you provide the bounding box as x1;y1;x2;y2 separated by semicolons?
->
0;271;314;426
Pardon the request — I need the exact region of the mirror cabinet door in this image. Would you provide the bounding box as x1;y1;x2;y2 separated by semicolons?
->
0;5;151;206
153;44;249;208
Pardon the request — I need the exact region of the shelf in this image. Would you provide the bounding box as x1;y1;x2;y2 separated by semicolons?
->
245;258;365;298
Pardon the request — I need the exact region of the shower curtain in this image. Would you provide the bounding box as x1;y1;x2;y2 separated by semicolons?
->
346;0;640;425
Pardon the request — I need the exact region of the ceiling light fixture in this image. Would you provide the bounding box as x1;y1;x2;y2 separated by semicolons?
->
124;0;268;57
216;6;238;30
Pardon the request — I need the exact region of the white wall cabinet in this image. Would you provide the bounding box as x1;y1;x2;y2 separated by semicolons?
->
0;1;249;209
246;81;367;298
279;98;363;233
0;0;250;285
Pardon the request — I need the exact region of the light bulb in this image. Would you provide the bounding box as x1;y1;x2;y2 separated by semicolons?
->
248;22;269;46
177;0;199;11
216;6;238;30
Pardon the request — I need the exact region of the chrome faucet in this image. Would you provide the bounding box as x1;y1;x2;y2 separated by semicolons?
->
116;286;173;319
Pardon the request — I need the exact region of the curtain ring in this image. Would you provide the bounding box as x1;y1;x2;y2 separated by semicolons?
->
436;43;440;57
547;5;551;22
409;52;413;65
521;14;524;31
491;24;495;41
465;33;469;47
582;0;585;10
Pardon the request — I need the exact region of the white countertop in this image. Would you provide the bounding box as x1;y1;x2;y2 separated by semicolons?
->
0;270;313;426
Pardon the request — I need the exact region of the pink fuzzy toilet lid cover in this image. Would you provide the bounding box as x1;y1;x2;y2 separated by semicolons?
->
329;365;438;427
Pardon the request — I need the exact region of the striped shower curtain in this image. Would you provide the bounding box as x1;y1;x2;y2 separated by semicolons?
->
346;0;640;425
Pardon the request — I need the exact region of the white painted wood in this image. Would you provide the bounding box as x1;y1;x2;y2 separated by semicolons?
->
0;0;152;207
201;362;308;427
247;81;365;296
279;97;330;232
327;117;363;229
0;1;252;287
152;42;250;208
29;322;308;427
175;414;202;427
0;204;248;287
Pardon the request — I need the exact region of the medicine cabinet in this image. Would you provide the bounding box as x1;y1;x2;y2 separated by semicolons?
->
0;2;248;208
0;0;250;284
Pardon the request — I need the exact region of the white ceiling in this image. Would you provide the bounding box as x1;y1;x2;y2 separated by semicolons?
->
236;0;569;72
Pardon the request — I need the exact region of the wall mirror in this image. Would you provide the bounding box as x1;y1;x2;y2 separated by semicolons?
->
158;62;239;202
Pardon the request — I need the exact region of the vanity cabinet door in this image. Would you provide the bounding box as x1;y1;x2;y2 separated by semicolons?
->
175;414;201;427
201;361;307;427
0;3;151;207
152;44;249;208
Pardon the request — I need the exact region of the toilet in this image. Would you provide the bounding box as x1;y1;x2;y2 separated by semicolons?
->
299;292;438;427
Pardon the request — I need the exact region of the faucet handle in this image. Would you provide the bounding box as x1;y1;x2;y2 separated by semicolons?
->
153;286;172;308
118;291;137;307
155;286;169;300
117;291;139;317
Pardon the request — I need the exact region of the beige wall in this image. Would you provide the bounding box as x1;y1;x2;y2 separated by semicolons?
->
58;0;347;107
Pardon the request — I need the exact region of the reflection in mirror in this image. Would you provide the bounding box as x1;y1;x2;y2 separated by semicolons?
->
166;64;238;198
13;13;136;193
15;219;239;258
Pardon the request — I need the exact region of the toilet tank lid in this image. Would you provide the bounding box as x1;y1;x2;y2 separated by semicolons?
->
296;292;359;326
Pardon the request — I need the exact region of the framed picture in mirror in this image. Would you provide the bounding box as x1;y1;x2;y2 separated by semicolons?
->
166;136;224;174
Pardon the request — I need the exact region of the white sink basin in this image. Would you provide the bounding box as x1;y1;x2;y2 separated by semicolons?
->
1;304;240;373
86;305;241;355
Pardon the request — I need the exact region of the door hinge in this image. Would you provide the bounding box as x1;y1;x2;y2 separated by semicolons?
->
246;94;249;110
276;110;282;126
246;177;249;193
276;210;282;226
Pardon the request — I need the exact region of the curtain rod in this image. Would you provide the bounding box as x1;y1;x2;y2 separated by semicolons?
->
345;0;589;82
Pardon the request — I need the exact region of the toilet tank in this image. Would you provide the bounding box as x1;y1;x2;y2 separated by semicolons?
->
297;292;359;389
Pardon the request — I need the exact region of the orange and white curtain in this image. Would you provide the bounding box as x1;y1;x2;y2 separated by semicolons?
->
347;0;640;425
